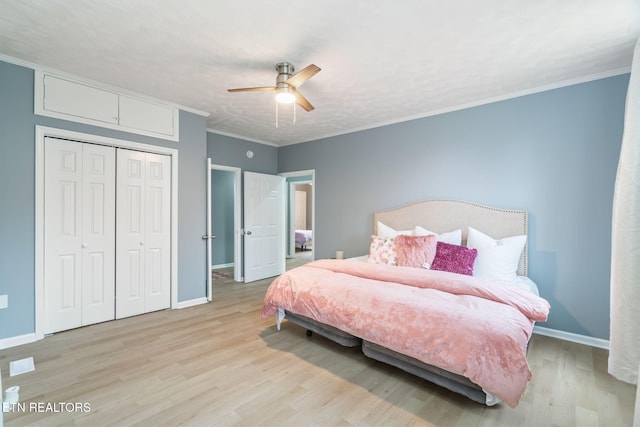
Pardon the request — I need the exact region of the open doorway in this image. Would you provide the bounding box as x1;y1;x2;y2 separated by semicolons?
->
292;183;313;263
207;161;242;300
280;170;315;267
211;169;235;273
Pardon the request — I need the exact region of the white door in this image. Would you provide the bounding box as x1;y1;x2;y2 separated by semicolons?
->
243;172;285;282
44;138;115;334
81;143;117;325
116;149;171;318
206;158;213;301
144;153;172;312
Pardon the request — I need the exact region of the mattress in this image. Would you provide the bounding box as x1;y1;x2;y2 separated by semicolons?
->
263;260;549;407
347;254;540;295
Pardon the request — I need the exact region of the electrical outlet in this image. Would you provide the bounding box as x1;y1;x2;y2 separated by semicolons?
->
0;295;7;309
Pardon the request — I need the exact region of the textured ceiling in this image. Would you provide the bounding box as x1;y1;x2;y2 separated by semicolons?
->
1;0;638;146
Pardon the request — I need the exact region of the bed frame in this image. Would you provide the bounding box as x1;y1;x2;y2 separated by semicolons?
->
283;199;529;405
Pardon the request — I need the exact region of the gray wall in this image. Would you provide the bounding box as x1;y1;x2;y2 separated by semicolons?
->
0;60;208;340
207;132;277;174
211;169;235;265
0;61;36;339
278;74;629;340
175;113;208;302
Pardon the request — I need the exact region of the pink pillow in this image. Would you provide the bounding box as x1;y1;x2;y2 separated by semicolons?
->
369;235;397;265
395;235;438;268
430;241;478;276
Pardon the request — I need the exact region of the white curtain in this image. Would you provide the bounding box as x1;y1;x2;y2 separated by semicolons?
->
610;37;640;385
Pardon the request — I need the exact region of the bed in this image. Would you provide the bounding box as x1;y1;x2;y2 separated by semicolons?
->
295;229;313;250
262;200;550;407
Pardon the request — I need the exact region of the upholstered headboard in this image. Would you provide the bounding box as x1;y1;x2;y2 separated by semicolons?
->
373;200;528;276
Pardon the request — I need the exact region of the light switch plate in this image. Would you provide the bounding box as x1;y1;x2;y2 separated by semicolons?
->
0;294;7;309
9;357;35;376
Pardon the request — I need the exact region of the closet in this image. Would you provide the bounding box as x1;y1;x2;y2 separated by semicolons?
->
115;149;171;319
44;139;116;333
43;137;171;334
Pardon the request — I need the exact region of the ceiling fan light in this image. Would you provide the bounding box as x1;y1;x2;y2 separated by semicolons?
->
275;87;296;104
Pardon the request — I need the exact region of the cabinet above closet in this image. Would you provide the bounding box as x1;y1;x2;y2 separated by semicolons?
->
35;71;179;141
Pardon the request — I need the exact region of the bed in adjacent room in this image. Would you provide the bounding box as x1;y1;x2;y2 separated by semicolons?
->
295;229;313;250
262;199;550;407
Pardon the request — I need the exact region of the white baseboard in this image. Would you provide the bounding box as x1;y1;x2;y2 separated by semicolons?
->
174;297;208;309
0;333;37;350
211;262;234;269
1;300;211;350
534;325;610;350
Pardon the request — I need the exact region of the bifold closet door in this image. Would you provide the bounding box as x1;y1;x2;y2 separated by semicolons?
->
44;138;116;334
116;149;171;319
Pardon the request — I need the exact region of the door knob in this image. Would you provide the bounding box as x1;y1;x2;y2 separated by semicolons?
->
246;231;252;235
202;235;216;240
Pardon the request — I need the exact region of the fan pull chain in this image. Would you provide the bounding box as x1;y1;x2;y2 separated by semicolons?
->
275;101;279;128
293;102;296;125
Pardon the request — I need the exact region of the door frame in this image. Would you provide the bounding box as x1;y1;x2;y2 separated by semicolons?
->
35;126;179;340
207;160;242;300
279;170;315;261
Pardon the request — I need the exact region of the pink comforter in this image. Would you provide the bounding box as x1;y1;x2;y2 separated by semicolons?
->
261;259;550;407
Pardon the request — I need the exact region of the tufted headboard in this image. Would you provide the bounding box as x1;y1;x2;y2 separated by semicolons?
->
373;200;528;276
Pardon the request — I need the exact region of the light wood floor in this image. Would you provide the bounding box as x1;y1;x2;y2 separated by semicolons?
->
1;255;635;426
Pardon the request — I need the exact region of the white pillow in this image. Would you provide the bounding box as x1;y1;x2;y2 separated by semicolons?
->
414;226;462;245
377;221;414;238
466;226;527;281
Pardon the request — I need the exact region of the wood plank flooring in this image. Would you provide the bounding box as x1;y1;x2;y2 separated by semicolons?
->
1;256;635;426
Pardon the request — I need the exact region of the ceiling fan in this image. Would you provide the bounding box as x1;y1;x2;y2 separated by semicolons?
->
228;62;321;111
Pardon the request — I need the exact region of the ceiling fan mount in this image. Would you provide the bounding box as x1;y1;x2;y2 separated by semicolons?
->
228;62;321;111
275;62;295;82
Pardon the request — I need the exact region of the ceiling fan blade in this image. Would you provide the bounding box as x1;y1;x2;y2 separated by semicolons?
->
285;64;321;88
295;91;315;112
227;86;276;93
